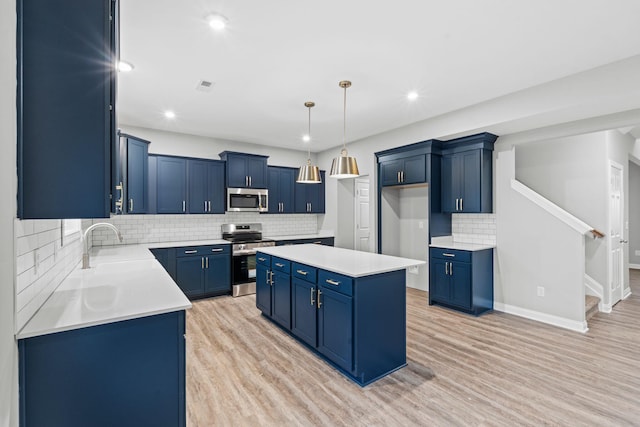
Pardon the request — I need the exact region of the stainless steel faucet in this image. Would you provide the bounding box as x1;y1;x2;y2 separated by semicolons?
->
82;222;123;269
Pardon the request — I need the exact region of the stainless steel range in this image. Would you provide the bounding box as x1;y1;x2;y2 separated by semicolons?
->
222;223;275;297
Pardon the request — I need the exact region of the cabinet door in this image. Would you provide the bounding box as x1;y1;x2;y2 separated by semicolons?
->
317;287;353;372
226;155;248;188
449;261;472;309
403;155;426;185
188;160;208;214
256;264;272;315
175;257;204;298
126;138;148;214
294;182;308;213
18;0;116;219
267;168;281;213
292;278;317;347
429;258;450;302
460;150;481;213
380;159;403;186
441;154;456;213
271;271;291;329
207;161;225;214
204;254;231;294
157;156;187;214
247;157;267;188
279;168;295;213
308;171;325;213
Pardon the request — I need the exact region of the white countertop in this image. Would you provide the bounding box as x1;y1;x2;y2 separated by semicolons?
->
257;244;424;277
429;236;496;251
266;232;334;241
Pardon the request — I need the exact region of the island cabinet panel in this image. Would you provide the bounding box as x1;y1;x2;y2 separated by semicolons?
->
429;247;493;315
19;311;186;427
256;249;409;386
271;258;292;329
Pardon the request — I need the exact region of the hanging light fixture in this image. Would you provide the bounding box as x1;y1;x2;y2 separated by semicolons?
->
330;80;360;179
296;102;322;184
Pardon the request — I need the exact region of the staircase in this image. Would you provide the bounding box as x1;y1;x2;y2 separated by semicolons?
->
585;295;600;321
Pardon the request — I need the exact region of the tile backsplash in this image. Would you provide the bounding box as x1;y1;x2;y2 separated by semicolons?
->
15;219;83;332
87;212;319;246
451;213;496;245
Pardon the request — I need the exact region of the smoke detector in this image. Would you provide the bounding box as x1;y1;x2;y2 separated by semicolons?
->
196;80;215;92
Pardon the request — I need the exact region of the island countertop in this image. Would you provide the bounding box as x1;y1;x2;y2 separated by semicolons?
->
257;244;424;277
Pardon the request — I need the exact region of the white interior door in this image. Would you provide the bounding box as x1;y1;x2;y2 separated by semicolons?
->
354;178;370;252
609;161;624;305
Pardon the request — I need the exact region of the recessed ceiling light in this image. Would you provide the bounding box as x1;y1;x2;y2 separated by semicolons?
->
407;91;419;101
206;13;228;31
164;111;176;119
117;60;134;72
302;134;310;142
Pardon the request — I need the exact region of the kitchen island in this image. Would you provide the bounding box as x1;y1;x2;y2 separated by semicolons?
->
255;244;425;386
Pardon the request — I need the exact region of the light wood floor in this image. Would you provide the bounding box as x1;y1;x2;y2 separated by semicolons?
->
186;271;640;426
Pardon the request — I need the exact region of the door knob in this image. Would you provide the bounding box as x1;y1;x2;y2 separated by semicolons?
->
620;239;628;243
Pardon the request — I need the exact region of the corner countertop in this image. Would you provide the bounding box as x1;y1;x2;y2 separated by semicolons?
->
429;236;496;251
257;244;424;277
265;232;334;242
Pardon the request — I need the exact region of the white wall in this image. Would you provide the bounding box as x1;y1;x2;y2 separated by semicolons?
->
0;0;18;424
120;124;316;168
629;160;640;267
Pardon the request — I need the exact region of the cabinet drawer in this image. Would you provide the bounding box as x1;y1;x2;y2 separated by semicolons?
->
271;257;291;274
256;253;271;266
292;263;317;283
176;245;230;257
318;270;353;296
430;247;471;263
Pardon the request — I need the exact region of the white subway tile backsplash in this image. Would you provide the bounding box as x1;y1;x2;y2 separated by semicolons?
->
451;213;496;245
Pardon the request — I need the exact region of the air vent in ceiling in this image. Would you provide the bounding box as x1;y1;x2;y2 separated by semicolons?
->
196;80;215;92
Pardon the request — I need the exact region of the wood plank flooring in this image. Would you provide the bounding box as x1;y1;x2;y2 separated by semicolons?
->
186;271;640;426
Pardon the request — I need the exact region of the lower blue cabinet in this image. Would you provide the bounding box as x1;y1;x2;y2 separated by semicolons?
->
19;311;186;427
173;245;231;300
256;255;272;315
256;256;291;329
291;277;317;347
317;285;353;372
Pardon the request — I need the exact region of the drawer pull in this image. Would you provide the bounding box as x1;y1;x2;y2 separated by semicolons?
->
325;279;340;286
184;250;198;254
310;287;315;306
296;269;308;276
313;241;322;244
275;263;285;268
445;262;449;275
317;289;322;308
211;248;223;252
442;253;455;257
258;257;266;262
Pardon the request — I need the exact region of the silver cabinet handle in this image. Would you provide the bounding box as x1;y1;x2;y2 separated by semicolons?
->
310;287;315;306
269;270;274;285
204;201;207;212
275;263;285;268
184;250;198;254
258;257;266;262
211;248;223;252
309;202;312;212
401;170;404;183
449;262;453;276
445;262;449;275
201;257;204;269
206;257;209;269
443;253;455;257
317;289;322;308
460;198;463;211
245;176;248;187
325;279;340;286
313;241;321;244
182;200;186;212
266;269;270;284
455;198;459;211
397;171;400;183
249;176;252;187
129;198;134;212
296;269;308;276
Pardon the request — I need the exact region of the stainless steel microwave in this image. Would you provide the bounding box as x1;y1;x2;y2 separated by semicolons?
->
227;188;268;212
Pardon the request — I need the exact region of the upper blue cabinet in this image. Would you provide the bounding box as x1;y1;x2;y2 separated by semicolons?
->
117;134;149;214
267;166;296;214
441;133;497;213
17;0;118;219
295;171;326;213
187;159;225;214
380;154;426;186
219;152;268;189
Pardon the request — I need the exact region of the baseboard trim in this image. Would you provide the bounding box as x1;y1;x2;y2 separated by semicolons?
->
623;288;632;300
601;303;612;313
630;264;640;270
493;302;588;333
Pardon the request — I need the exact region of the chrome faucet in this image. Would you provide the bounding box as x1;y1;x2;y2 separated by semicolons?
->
82;222;123;269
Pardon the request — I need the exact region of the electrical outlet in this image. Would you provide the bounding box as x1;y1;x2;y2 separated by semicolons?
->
635;250;640;257
408;265;419;275
537;286;545;297
418;221;424;229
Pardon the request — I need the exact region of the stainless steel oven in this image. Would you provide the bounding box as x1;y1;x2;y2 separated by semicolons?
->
222;223;275;296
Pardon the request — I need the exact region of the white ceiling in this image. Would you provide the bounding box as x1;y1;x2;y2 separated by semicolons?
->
117;0;640;152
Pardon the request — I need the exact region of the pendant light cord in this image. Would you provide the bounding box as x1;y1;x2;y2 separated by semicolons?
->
307;105;312;161
342;84;347;151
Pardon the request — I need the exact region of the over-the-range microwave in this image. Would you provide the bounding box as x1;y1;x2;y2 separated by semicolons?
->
227;188;268;212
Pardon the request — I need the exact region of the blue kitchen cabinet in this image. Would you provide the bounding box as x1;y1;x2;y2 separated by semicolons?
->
441;133;496;213
429;247;493;315
317;271;353;372
219;151;268;188
156;156;188;214
294;171;326;213
291;274;317;347
174;245;231;299
256;254;272;315
17;0;118;219
379;154;426;186
117;134;149;214
267;166;296;213
187;159;225;214
19;311;186;427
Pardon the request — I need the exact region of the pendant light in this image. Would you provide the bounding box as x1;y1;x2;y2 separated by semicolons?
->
330;80;360;179
296;102;322;184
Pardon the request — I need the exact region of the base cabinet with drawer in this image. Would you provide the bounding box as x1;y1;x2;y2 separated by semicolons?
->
257;251;406;386
174;245;231;299
256;255;292;329
429;247;493;315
